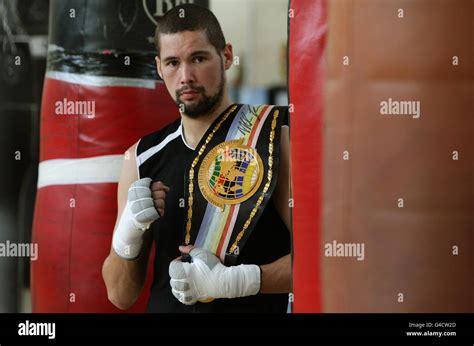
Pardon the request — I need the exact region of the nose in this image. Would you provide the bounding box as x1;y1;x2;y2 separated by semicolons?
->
180;63;195;85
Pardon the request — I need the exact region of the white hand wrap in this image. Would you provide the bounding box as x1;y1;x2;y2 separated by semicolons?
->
169;248;261;305
112;177;159;260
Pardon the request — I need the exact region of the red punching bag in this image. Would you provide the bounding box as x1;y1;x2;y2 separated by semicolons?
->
290;0;472;313
289;0;327;312
31;0;206;312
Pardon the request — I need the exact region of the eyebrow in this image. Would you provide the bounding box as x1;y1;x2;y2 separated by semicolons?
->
162;50;212;64
190;50;212;57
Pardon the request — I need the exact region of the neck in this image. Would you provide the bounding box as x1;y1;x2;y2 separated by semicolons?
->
181;95;233;149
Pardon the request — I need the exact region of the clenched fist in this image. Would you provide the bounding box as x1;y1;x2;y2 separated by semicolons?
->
112;178;169;260
151;181;170;217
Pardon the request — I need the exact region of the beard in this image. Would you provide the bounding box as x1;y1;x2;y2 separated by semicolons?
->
175;64;225;119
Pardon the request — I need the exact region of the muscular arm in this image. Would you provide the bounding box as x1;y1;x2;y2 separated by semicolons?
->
102;143;153;310
260;125;292;294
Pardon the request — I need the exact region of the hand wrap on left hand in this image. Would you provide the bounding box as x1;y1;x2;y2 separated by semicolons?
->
168;247;261;305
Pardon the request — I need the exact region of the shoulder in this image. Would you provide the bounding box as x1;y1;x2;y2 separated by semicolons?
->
272;105;289;127
244;104;287;112
245;104;289;126
271;105;289;127
136;118;182;155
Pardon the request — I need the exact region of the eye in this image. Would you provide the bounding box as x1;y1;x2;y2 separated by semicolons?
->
192;56;205;63
167;60;179;67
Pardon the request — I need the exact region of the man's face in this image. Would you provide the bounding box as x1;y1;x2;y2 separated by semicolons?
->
156;30;227;118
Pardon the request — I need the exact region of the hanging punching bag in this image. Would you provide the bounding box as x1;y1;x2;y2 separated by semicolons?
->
322;0;472;312
290;0;471;312
31;0;208;312
0;0;49;313
288;0;327;313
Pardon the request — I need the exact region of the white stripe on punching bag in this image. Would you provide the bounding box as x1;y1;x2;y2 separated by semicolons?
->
45;71;158;89
37;155;123;188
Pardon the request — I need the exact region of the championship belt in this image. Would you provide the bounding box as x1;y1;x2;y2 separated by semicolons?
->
184;104;287;266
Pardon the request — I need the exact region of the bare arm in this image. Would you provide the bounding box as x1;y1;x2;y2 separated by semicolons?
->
260;125;292;294
102;143;153;310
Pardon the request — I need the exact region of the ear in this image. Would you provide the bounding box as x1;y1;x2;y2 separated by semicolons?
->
222;43;234;71
155;56;163;79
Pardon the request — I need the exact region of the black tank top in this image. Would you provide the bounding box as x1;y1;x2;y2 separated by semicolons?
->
136;104;290;313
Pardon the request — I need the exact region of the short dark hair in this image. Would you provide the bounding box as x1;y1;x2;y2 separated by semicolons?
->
154;4;226;56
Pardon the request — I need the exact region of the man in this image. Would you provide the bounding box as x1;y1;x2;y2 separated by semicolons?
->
102;4;291;313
